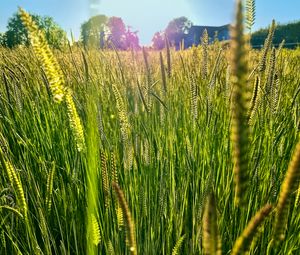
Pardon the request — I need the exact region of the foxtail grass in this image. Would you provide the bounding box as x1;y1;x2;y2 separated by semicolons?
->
172;235;186;255
112;183;137;255
259;20;276;73
232;204;272;254
100;151;110;208
45;163;55;213
246;0;256;32
19;8;65;102
273;138;300;242
65;89;86;152
0;148;28;222
202;192;221;255
248;76;260;123
230;0;251;207
201;29;209;79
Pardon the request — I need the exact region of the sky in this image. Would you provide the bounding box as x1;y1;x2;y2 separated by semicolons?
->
1;0;300;45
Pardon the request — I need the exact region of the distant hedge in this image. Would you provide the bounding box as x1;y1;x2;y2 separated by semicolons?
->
251;20;300;48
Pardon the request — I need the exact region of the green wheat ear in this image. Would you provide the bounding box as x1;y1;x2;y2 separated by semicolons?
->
230;0;251;207
19;7;65;102
273;139;300;242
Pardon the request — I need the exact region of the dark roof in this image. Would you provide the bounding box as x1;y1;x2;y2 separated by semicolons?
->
183;24;231;48
189;24;230;38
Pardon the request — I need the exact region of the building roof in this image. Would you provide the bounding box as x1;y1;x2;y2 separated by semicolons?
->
189;24;230;40
182;24;231;48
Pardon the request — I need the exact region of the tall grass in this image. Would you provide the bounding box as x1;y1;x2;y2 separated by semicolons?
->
0;3;299;254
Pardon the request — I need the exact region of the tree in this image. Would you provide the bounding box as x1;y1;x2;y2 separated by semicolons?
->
80;15;108;48
251;20;300;47
165;16;193;48
107;17;127;50
4;12;67;49
125;27;140;50
41;16;68;49
152;32;165;50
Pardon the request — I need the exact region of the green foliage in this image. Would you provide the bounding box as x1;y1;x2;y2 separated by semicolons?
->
152;31;165;50
107;17;127;49
165;16;193;47
80;14;108;48
252;19;300;47
3;12;67;49
80;15;140;50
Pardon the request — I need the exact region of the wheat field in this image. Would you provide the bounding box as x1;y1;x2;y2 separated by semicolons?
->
0;2;300;255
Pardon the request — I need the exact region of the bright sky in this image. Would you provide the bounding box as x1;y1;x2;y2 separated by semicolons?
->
1;0;300;45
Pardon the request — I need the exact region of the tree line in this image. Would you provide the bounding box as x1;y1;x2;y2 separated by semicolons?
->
251;20;300;47
1;11;300;50
0;11;194;50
